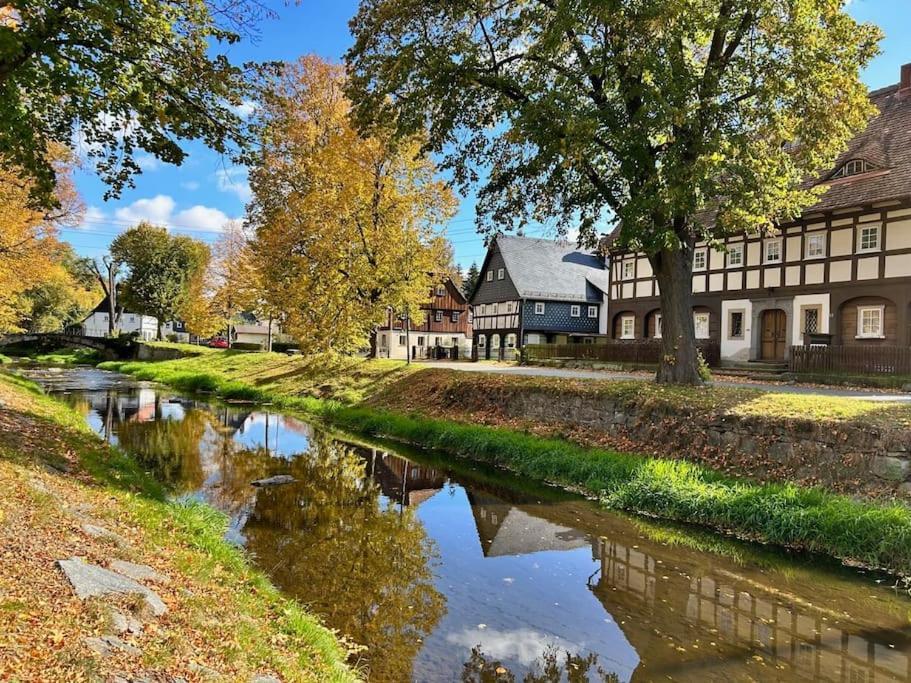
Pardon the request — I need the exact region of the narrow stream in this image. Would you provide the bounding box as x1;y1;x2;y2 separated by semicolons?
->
21;366;911;682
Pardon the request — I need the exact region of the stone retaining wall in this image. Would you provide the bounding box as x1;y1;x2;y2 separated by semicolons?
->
505;390;910;497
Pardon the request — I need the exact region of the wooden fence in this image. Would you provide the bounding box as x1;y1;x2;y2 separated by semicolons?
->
789;345;911;376
525;341;721;367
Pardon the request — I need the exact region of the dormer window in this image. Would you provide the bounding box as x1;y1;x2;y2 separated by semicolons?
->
831;159;871;179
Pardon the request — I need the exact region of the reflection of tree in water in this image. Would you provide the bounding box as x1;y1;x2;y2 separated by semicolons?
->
114;401;209;490
461;646;620;683
232;433;446;682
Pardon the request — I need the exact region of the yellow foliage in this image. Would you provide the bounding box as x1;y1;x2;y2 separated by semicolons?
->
0;149;83;332
248;56;456;353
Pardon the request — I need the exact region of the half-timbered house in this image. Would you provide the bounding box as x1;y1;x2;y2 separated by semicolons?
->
607;63;911;365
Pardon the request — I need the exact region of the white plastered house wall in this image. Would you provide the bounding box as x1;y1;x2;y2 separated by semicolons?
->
82;311;158;340
720;300;753;361
377;330;472;359
791;293;830;346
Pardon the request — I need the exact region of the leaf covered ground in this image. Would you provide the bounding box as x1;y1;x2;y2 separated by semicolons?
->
0;373;357;682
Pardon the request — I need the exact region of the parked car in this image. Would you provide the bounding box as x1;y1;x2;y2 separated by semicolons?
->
208;337;229;349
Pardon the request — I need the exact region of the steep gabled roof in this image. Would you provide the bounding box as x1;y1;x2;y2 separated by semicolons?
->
495;235;609;302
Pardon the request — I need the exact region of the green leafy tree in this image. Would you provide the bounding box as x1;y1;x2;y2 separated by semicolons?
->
110;222;210;339
462;262;480;300
346;0;881;383
18;246;99;332
0;0;261;207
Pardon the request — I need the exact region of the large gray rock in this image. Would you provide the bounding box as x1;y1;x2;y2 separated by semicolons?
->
872;454;911;482
82;523;129;547
250;475;295;487
109;559;170;585
58;557;167;616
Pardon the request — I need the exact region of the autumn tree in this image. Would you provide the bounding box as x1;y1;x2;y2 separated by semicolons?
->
0;0;262;208
0;146;82;331
347;0;881;383
18;246;99;332
209;220;261;346
110;223;210;339
247;56;455;353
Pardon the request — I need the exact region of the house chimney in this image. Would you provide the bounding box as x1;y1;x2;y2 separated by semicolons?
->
901;63;911;91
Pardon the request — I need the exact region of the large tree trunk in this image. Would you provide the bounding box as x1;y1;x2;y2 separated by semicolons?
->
650;246;703;384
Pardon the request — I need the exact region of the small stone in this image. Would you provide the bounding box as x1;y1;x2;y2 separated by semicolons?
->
58;557;167;616
902;383;911;393
250;475;295;487
188;662;221;679
82;523;129;547
872;455;910;482
84;634;142;657
109;559;170;584
251;676;282;683
106;606;143;635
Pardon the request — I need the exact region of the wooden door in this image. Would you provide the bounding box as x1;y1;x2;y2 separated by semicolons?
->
761;310;787;360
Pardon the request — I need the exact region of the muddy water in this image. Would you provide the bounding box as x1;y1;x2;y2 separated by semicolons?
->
23;366;911;682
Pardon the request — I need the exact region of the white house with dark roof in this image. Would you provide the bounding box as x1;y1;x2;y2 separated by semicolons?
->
469;235;610;360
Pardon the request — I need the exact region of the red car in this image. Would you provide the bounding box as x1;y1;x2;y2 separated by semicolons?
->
208;337;229;349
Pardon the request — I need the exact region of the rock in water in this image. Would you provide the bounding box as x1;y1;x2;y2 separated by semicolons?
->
250;475;295;487
57;557;167;616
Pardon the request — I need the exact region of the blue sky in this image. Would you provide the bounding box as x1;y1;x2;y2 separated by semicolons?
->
63;0;911;271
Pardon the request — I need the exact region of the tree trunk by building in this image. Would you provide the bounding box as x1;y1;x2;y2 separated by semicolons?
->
650;246;703;384
267;315;273;352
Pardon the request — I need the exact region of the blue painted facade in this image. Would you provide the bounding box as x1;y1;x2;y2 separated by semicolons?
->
522;300;600;334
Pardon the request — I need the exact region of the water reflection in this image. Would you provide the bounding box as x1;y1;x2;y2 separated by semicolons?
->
29;369;911;683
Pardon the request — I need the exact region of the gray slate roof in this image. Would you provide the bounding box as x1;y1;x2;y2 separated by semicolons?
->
497;236;609;302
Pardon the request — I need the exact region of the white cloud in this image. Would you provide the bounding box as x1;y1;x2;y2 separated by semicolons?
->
135;153;162;172
215;166;252;204
114;195;176;226
174;205;232;233
180;180;200;191
445;628;578;667
112;194;233;233
75;205;107;231
230;99;257;119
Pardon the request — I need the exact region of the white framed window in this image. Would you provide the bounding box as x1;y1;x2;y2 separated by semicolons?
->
620;315;635;339
478;334;486;347
451;311;459;323
534;302;545;315
492;303;498;314
497;268;505;280
491;333;500;348
857;305;884;339
486;271;493;282
802;307;820;335
764;238;782;263
728;310;744;339
436;285;445;296
587;305;597;318
434;336;442;346
505;333;516;348
805;233;825;258
832;159;870;179
505;302;512;313
570;305;581;317
398;335;406;346
727;244;743;267
694;312;710;339
653;313;662;339
857;224;880;252
693;249;707;271
622;261;635;280
380;333;388;348
435;310;443;322
417;336;425;346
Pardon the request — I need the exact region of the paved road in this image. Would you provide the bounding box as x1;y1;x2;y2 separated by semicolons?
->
419;361;911;401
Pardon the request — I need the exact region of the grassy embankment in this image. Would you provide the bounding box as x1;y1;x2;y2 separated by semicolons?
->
98;350;911;575
1;346;103;365
0;371;356;682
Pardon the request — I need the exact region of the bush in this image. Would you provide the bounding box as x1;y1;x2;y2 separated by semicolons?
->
230;342;263;351
166;333;179;343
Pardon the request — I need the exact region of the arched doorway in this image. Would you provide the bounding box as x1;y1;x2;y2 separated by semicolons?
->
760;309;787;360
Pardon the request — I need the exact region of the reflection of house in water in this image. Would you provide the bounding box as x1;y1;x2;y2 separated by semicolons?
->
365;450;446;507
467;492;590;557
590;536;911;682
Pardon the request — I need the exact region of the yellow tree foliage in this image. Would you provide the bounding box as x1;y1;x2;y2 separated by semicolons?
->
0;148;83;332
209;219;262;339
248;56;455;353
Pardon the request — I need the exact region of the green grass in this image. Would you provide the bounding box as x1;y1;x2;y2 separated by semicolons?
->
5;346;104;365
103;355;911;575
0;372;357;681
0;353;10;364
143;341;221;356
